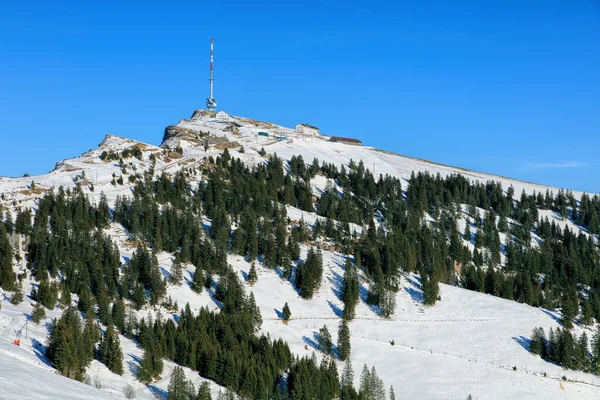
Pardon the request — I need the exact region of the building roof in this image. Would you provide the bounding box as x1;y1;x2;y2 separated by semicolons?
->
329;136;362;144
297;123;319;131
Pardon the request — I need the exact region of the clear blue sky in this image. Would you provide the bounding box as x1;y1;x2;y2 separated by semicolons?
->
1;1;599;192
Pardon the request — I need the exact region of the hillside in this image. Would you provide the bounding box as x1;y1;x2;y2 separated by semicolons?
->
1;109;600;400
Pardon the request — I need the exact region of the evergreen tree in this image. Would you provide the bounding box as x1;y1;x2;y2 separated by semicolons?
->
422;274;439;306
560;290;578;330
0;224;16;290
380;288;396;318
46;307;87;381
138;344;163;384
98;326;124;375
591;326;600;374
168;366;191;400
112;299;126;334
341;359;354;389
318;325;333;355
82;314;100;365
529;327;547;358
191;267;205;294
338;319;351;361
31;302;46;324
197;382;212;400
247;262;258;284
170;258;184;285
248;292;263;333
389;386;395;400
342;256;360;321
282;302;291;321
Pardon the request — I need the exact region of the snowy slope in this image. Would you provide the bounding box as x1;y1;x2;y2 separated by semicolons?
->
1;109;599;399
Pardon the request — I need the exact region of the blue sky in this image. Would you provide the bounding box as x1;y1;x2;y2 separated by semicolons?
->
1;1;599;192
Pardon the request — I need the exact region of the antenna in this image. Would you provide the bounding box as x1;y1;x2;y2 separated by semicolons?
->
206;38;217;111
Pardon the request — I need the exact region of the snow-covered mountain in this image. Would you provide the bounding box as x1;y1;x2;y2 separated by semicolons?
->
0;109;599;400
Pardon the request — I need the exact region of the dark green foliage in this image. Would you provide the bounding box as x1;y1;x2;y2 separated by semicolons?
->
138;341;164;383
82;314;100;365
318;325;333;355
98;326;124;375
168;366;191;400
197;382;212;400
0;224;16;290
530;327;547;358
10;287;23;305
112;299;126;334
169;258;184;285
247;262;258;284
127;246;166;305
247;292;263;333
422;274;439;306
282;302;291;321
31;303;46;324
296;248;323;299
560;290;578;329
35;280;58;309
342;257;360;321
592;327;600;374
532;325;596;374
338;320;351;361
14;208;32;235
47;307;89;381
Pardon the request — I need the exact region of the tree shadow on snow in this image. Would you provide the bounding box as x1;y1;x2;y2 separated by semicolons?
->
274;308;284;320
207;283;223;309
327;269;344;300
358;284;383;316
513;336;531;352
540;308;561;325
160;266;171;281
404;274;424;304
31;338;53;367
241;269;249;282
148;384;168;399
327;300;343;318
302;333;320;353
127;360;140;377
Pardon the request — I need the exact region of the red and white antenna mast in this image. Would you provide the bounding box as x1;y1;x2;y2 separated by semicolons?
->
206;38;217;111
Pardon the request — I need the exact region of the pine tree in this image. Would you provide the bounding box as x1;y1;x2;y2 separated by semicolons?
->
247;262;258;284
318;325;333;355
112;299;126;334
463;220;471;243
389;386;395;400
47;307;88;381
380;288;396;318
341;359;354;389
0;224;16;290
359;365;372;399
282;302;291;321
98;327;124;375
338;319;351;361
248;292;262;332
197;382;212;400
530;327;547;358
560;290;578;330
192;266;204;293
168;366;190;400
342;256;360;321
591;326;600;374
31;303;46;324
10;286;23;305
422;274;439;306
170;258;184;285
82;314;100;365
